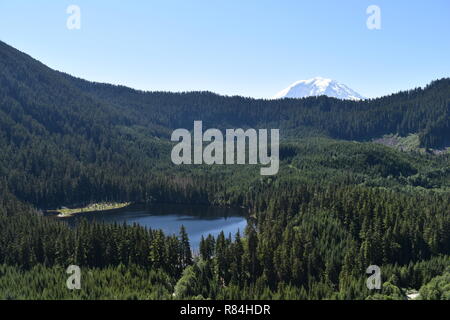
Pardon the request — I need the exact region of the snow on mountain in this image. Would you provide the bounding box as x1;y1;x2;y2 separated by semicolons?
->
273;77;365;101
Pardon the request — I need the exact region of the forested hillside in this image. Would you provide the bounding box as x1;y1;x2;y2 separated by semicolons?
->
1;40;449;208
69;75;450;148
0;40;449;300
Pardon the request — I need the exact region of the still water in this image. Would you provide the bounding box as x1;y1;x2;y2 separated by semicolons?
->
66;203;248;250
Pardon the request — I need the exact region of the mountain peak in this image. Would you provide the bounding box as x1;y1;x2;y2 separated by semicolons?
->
273;77;365;101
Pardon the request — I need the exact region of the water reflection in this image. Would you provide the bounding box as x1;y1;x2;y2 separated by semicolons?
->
66;203;248;249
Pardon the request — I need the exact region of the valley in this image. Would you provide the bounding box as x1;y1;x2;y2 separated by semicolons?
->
0;40;449;300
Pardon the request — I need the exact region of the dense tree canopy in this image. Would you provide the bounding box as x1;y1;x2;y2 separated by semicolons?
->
0;40;449;300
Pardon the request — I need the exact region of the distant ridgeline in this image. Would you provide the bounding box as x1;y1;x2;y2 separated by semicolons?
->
68;74;450;149
0;39;449;208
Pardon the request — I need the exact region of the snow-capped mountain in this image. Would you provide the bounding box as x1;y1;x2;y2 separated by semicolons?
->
273;77;365;101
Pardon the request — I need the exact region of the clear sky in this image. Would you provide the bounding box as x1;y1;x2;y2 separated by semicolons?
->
0;0;449;98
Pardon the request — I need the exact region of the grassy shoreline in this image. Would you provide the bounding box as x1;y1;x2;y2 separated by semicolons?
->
47;202;132;218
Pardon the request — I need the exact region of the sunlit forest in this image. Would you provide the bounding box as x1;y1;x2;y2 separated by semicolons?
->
0;40;449;300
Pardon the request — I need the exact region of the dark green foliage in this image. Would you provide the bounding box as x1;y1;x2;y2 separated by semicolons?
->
0;40;449;300
0;264;173;300
419;267;450;300
0;40;449;207
0;188;189;279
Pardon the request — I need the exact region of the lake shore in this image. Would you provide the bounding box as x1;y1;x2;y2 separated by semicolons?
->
47;202;132;218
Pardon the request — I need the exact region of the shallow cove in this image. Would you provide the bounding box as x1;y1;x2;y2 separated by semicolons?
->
64;203;248;250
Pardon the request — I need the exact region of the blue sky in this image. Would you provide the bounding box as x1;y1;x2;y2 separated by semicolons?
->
0;0;449;98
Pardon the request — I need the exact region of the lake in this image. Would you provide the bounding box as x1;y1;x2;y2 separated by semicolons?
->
64;203;248;250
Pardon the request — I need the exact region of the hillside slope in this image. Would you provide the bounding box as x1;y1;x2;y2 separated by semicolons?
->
1;40;450;144
273;77;365;100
